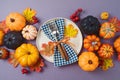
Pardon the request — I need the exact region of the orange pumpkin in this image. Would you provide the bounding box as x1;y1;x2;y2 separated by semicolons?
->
99;22;116;39
78;52;99;71
0;30;5;46
98;44;114;58
84;35;101;51
6;12;26;31
14;43;39;67
114;37;120;53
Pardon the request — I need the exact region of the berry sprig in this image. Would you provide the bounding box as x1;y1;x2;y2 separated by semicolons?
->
32;16;39;24
70;8;82;22
21;68;29;74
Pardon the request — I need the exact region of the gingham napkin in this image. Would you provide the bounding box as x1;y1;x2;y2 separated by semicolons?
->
41;18;78;67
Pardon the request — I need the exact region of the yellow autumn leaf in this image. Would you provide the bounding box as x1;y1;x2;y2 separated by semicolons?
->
23;7;36;23
64;24;78;38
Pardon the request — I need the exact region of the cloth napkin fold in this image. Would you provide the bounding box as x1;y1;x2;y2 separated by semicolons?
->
41;18;78;67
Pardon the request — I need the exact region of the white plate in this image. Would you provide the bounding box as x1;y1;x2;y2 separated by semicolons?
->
36;17;83;63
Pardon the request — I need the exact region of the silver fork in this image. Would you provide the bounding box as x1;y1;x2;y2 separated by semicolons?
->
48;20;69;61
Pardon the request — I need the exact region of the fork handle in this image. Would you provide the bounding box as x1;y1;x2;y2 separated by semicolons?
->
57;43;69;61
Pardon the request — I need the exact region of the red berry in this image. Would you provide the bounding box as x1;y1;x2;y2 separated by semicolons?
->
75;16;79;21
32;16;38;20
21;68;29;74
72;18;77;22
77;8;83;12
70;14;76;19
74;11;78;16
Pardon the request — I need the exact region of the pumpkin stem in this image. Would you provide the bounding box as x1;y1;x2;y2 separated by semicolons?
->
88;60;93;64
27;52;31;55
10;18;15;22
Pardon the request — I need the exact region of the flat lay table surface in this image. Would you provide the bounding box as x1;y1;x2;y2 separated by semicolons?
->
0;0;120;80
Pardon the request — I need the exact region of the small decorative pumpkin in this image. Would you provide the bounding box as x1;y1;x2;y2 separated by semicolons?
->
98;44;114;59
6;12;26;31
84;35;101;51
80;15;101;35
100;12;109;20
22;25;38;40
14;43;39;67
0;48;9;59
3;31;24;49
114;37;120;53
78;52;99;71
99;22;116;39
0;30;5;46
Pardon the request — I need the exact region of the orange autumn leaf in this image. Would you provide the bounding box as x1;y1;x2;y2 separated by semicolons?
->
0;20;9;33
29;58;44;72
64;24;78;38
40;42;54;56
8;52;19;68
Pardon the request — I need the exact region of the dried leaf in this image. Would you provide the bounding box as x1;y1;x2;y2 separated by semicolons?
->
0;20;9;33
40;42;54;56
8;52;19;68
64;24;78;38
109;17;120;31
29;58;44;72
23;8;37;24
99;58;114;71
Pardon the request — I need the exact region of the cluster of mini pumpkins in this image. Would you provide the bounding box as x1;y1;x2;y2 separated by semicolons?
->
78;12;120;72
0;9;45;73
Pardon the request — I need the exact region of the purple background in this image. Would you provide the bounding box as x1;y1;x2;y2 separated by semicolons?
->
0;0;120;80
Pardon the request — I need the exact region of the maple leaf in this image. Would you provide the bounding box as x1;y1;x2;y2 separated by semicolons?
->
40;42;55;56
8;52;19;68
99;58;114;71
64;24;78;38
0;20;9;33
29;58;44;72
109;17;120;31
23;8;37;24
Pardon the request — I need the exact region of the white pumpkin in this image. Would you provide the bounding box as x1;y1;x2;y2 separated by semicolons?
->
22;25;38;40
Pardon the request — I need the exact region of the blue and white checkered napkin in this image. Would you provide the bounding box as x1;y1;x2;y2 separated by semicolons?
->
41;18;78;67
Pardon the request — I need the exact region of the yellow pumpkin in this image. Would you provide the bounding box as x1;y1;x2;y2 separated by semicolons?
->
100;12;109;20
0;30;5;46
6;12;26;31
99;22;116;39
14;43;39;67
114;37;120;53
78;52;99;71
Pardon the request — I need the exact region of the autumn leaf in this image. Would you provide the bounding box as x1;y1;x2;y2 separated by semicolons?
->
99;58;114;71
64;24;78;38
23;8;37;24
29;58;44;72
109;17;120;31
0;20;9;33
8;52;19;68
40;42;55;56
